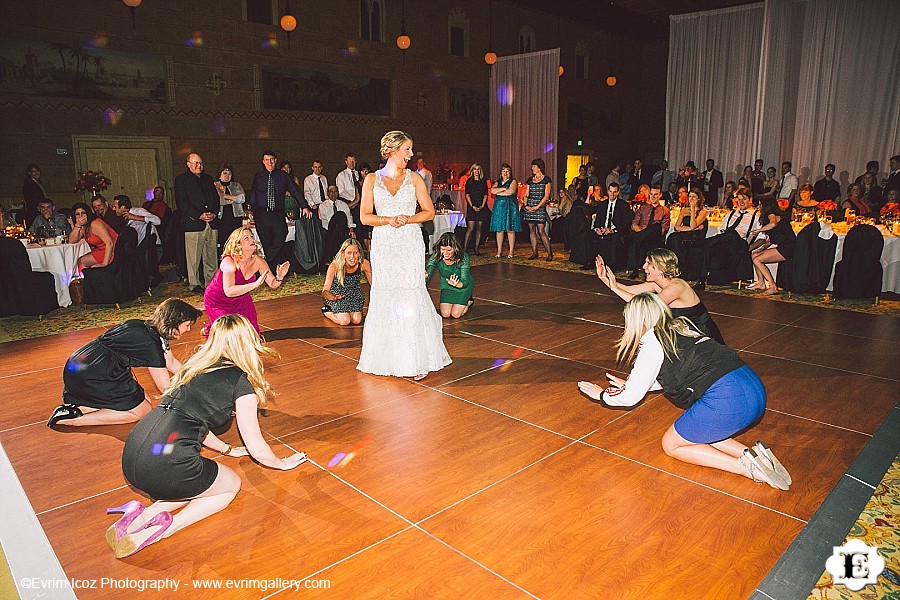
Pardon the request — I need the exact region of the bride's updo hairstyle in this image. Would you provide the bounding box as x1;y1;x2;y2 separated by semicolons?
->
380;130;412;159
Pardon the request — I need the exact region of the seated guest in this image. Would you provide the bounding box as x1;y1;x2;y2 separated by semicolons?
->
577;293;789;491
142;186;170;221
585;181;631;270
91;194;126;234
318;184;356;235
662;181;679;205
791;183;819;218
322;238;372;325
68;202;118;269
114;314;308;558
760;167;779;201
595;249;724;344
860;172;883;212
748;196;796;295
113;195;161;245
840;183;874;219
854;160;879;185
738;166;754;195
28;199;71;238
426;232;475;319
626;185;670;279
720;180;738;208
47;298;202;427
666;188;708;268
694;187;759;289
203;227;289;336
813;164;841;202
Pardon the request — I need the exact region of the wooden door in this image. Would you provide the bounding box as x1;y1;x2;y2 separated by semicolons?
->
84;148;159;203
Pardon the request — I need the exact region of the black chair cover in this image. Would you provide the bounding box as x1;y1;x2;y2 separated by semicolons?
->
0;237;58;316
293;215;325;272
84;227;141;304
833;224;884;299
776;222;838;294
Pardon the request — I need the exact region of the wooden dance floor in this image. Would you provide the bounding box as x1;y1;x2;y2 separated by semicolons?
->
2;263;898;599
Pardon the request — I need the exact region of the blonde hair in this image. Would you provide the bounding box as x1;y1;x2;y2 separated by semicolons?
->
330;238;365;286
222;227;260;260
616;293;698;365
469;162;484;181
380;130;412;159
645;248;680;279
164;314;278;405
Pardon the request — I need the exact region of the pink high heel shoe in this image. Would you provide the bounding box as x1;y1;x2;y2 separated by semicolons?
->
105;500;146;550
114;511;173;559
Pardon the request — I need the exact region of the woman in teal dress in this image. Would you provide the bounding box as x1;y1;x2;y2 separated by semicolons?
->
425;233;474;319
490;163;520;258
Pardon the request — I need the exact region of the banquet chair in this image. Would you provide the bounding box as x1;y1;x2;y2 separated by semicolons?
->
833;224;883;300
0;237;58;317
83;227;141;306
776;222;838;294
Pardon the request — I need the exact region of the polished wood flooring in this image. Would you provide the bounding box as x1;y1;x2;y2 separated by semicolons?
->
2;263;898;599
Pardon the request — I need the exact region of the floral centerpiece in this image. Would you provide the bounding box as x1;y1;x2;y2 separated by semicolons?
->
678;191;689;205
74;170;112;195
632;191;649;203
817;199;837;211
880;202;899;216
678;165;697;180
777;198;790;211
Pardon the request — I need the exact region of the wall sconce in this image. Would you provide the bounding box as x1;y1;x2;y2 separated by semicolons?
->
280;0;297;48
122;0;142;30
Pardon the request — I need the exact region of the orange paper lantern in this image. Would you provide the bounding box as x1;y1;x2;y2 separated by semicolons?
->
396;34;411;50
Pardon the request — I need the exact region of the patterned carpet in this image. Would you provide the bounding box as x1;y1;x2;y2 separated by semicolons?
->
808;454;900;599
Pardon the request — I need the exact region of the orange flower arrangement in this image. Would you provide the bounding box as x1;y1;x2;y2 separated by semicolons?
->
777;198;790;211
880;202;899;215
817;199;837;211
632;192;648;203
678;192;689;205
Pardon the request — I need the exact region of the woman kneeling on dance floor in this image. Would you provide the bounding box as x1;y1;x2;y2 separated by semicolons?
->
578;293;790;490
112;314;307;558
425;232;474;319
322;238;372;325
595;248;724;344
48;298;202;428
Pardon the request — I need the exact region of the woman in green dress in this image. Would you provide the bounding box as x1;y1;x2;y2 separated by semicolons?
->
425;233;474;318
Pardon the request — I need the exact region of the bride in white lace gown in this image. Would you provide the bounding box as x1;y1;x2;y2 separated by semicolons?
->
357;131;451;379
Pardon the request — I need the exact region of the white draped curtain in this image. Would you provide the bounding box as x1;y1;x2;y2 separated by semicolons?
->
490;49;559;187
667;0;900;188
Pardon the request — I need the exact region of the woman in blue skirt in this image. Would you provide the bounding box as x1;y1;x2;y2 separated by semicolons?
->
578;293;791;490
489;163;520;258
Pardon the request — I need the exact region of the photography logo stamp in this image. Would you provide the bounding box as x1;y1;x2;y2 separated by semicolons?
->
824;539;885;591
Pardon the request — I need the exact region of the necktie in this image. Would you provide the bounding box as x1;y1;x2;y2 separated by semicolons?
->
318;177;326;203
647;204;656;226
605;201;613;228
267;172;275;211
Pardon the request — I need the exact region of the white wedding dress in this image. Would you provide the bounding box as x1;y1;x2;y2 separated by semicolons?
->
357;170;452;377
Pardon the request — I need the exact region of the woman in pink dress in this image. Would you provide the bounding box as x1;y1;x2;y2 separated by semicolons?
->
202;227;289;335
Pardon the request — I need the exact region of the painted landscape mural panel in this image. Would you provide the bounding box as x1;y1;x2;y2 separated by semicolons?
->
262;67;391;116
0;38;166;103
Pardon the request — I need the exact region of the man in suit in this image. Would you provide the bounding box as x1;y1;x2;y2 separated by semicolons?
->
694;188;759;289
248;150;311;271
632;159;649;187
700;159;724;207
584;181;632;270
22;163;50;225
626;185;670;278
813;164;841;201
884;155;900;194
175;152;219;292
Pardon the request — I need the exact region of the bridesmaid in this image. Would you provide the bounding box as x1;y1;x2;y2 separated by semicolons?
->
322;238;372;326
202;227;288;336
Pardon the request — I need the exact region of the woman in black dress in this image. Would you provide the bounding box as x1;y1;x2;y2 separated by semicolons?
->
112;314;308;558
463;163;489;255
48;298;202;428
749;196;797;295
596;248;725;344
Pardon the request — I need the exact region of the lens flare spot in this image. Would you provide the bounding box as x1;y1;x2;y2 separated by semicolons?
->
543;142;555;154
340;41;359;57
261;32;279;49
176;142;193;157
327;453;346;468
213;117;227;135
496;84;514;106
101;107;124;126
185;31;204;47
84;33;108;49
255;125;270;139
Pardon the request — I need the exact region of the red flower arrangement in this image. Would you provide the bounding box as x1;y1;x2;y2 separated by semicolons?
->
678;192;689;205
74;170;112;194
678;166;697;179
817;199;837;211
777;198;790;211
880;202;900;215
632;192;649;203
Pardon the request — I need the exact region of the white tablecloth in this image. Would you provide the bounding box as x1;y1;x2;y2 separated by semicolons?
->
680;222;900;293
423;212;466;252
26;240;90;307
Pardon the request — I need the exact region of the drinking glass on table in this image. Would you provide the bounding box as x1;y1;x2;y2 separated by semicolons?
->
845;209;856;227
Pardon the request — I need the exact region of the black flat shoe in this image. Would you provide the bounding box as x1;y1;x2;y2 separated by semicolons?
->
545;254;554;262
48;404;83;428
527;252;538;260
